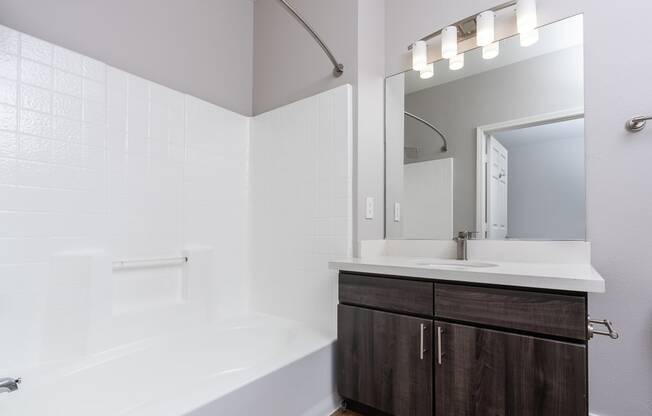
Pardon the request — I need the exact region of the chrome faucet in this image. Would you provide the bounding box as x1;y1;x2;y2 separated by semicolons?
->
0;377;21;394
455;231;479;260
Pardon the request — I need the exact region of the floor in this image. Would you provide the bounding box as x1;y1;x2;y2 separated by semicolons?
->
332;410;361;416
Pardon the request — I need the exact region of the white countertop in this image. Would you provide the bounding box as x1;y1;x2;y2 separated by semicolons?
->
329;256;605;293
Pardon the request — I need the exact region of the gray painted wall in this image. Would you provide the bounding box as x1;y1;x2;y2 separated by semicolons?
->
387;1;652;414
403;47;583;233
0;0;254;115
252;0;356;115
501;129;585;240
253;0;386;246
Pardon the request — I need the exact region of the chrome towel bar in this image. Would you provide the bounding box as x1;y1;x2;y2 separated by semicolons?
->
625;115;652;132
112;256;188;271
588;316;619;340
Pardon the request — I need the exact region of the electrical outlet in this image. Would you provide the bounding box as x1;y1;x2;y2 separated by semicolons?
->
365;197;374;220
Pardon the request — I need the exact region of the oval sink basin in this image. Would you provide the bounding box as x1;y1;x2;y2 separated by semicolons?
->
416;260;498;268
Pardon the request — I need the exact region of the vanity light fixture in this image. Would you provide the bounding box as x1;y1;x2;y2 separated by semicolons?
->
412;40;428;71
516;0;537;33
520;28;539;47
441;26;458;59
482;42;500;59
517;0;539;46
407;0;540;73
476;11;495;46
449;54;464;70
420;63;434;79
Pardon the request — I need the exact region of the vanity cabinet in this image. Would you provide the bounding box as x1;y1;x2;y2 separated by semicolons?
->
337;272;589;416
338;305;433;416
435;321;587;416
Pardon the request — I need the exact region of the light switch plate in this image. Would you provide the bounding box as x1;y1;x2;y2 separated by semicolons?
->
365;197;374;220
394;202;401;222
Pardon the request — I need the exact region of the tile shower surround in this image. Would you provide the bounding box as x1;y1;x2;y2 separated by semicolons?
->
0;24;352;370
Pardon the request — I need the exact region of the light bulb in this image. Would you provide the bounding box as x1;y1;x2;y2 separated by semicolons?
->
476;11;495;47
441;26;458;59
482;42;499;59
449;54;464;71
517;0;538;33
420;63;434;79
412;40;427;71
520;28;539;47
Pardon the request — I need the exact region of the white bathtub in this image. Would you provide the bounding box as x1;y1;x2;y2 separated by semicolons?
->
0;314;338;416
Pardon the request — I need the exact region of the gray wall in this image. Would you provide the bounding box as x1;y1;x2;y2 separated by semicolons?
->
252;0;356;115
503;132;585;240
0;0;254;115
253;0;386;246
387;1;652;415
404;47;583;233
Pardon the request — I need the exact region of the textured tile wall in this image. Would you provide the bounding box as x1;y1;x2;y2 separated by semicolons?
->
0;25;250;368
249;85;353;336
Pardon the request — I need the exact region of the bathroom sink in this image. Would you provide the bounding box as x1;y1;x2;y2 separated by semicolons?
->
416;260;498;268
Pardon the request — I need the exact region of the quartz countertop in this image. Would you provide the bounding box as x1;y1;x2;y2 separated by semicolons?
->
329;256;605;293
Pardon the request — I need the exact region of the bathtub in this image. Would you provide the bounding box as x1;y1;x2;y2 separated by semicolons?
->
0;314;338;416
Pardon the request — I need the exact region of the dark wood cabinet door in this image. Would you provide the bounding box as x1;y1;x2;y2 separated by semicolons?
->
338;304;433;416
435;321;587;416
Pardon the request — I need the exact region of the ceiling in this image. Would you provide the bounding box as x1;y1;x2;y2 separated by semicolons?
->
494;117;585;149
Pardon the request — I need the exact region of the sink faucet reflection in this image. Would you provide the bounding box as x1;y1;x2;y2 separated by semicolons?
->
0;377;21;394
455;231;480;260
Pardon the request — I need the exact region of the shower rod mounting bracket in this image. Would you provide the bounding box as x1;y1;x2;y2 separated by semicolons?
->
278;0;344;77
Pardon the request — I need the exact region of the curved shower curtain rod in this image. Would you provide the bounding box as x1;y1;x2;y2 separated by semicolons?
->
404;111;448;152
278;0;344;77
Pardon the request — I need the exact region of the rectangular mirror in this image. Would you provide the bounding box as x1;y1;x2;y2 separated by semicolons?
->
385;14;584;241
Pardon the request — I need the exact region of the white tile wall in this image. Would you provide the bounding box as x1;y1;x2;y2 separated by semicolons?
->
0;25;250;369
249;85;353;336
0;24;352;373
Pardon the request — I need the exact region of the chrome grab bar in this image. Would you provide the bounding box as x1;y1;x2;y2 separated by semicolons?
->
588;316;620;340
112;256;188;271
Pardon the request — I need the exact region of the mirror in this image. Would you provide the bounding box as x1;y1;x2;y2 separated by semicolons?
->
385;15;584;241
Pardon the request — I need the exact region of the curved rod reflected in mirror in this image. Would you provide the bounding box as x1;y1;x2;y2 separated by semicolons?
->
404;111;448;152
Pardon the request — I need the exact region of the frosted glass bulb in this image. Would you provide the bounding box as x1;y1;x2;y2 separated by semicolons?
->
517;0;538;33
420;63;434;79
520;28;539;47
449;54;464;71
441;26;458;59
482;42;500;59
412;41;427;71
476;11;495;47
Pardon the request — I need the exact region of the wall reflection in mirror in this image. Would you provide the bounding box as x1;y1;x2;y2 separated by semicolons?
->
385;15;584;241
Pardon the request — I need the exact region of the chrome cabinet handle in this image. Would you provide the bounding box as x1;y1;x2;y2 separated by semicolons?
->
419;323;428;360
437;326;444;365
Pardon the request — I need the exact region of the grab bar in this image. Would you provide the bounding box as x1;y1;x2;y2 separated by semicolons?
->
112;256;188;271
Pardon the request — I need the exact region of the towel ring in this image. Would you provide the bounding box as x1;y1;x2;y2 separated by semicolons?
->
625;115;652;132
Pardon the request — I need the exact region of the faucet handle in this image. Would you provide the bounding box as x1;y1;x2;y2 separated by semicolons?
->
456;231;480;240
466;231;481;239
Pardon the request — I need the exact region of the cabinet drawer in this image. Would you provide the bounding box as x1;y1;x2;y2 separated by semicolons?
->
339;273;434;316
434;283;586;340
